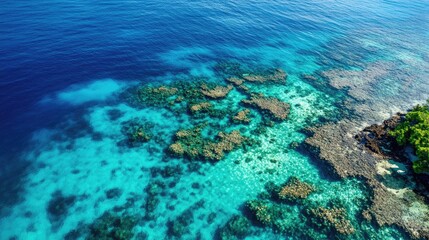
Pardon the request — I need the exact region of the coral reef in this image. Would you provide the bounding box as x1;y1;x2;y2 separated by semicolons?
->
144;181;165;219
226;77;244;86
246;200;273;226
305;119;429;239
242;94;290;121
232;109;251;124
202;131;248;161
246;199;299;234
168;125;207;159
277;177;315;201
135;85;179;107
242;68;287;84
168;125;249;161
189;102;213;114
219;215;251;240
86;212;137;240
167;200;205;238
321;61;393;101
200;84;233;99
309;207;355;235
305;120;379;179
121;120;152;146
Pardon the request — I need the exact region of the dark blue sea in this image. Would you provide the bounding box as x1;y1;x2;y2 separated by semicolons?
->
1;0;429;239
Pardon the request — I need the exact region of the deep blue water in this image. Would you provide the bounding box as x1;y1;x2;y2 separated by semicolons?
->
1;0;429;239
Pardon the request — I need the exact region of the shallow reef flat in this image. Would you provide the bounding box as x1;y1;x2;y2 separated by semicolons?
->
0;56;419;240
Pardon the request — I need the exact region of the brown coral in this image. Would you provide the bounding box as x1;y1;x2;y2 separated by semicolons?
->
232;109;251;124
278;177;315;200
226;77;244;86
242;68;287;84
242;94;290;121
168;143;185;156
169;126;247;161
310;207;355;235
246;200;272;225
136;85;179;107
203;131;247;161
189;102;213;113
201;84;233;99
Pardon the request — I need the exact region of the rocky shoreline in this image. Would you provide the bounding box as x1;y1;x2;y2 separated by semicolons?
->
305;113;429;239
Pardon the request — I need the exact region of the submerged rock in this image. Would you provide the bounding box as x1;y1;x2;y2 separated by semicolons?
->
355;114;402;155
305;120;379;179
105;188;123;199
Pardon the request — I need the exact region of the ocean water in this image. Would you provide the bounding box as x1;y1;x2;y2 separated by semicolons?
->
1;0;429;239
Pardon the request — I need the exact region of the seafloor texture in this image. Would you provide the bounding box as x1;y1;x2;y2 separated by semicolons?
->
1;0;429;239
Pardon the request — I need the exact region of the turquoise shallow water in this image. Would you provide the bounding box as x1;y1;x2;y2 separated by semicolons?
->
1;0;429;239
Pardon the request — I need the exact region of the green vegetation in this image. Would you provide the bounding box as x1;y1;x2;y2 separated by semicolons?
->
390;101;429;173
